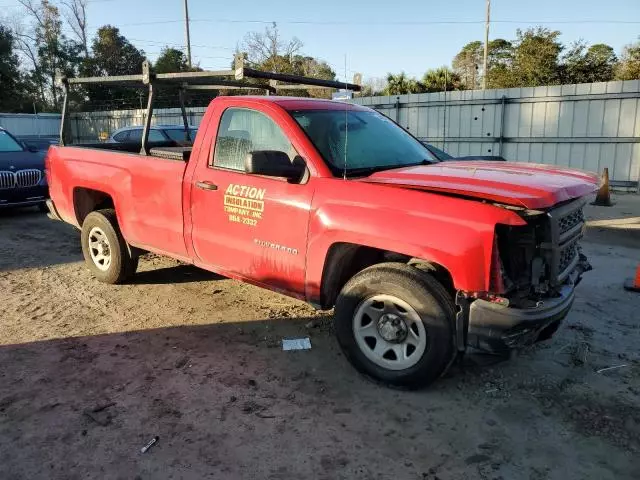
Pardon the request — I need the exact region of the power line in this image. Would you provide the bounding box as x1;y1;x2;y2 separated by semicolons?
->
112;18;640;27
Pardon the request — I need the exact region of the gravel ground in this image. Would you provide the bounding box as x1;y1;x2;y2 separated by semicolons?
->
0;201;638;480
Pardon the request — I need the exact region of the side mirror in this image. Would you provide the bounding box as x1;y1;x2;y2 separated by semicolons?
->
27;145;40;153
245;150;306;181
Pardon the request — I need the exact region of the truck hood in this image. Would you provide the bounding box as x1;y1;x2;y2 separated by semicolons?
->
359;161;599;209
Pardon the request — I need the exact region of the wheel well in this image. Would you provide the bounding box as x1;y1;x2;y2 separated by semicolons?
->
319;243;455;309
73;187;114;226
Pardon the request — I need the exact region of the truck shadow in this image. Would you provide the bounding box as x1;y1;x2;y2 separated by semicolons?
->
0;210;83;271
0;315;468;478
130;263;224;285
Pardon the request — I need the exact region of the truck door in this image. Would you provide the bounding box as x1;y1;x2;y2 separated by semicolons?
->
189;106;313;297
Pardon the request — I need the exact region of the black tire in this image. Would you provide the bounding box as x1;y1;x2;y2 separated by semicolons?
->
334;262;456;389
80;209;138;284
38;202;48;213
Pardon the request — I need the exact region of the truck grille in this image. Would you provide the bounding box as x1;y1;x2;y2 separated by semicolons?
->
559;209;584;235
547;199;587;284
16;169;42;187
0;171;15;189
0;169;42;189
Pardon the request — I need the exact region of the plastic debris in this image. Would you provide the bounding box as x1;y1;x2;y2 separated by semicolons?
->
282;338;312;351
596;364;629;374
140;436;159;453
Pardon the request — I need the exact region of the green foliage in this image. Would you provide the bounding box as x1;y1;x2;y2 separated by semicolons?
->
510;27;563;87
154;47;189;74
422;67;462;92
383;68;462;95
80;25;147;109
0;26;34;112
561;42;618;84
448;27;630;91
452;41;482;89
384;72;422;95
615;39;640;80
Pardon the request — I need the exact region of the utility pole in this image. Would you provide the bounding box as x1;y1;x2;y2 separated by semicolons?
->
482;0;490;89
183;0;192;68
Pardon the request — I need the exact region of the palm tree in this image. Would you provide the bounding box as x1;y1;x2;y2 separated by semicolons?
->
422;67;463;92
384;72;422;95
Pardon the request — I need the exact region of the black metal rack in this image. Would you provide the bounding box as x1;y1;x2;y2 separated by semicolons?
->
57;54;362;154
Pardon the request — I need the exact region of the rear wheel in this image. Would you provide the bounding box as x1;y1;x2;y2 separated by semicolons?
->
80;209;138;284
334;263;456;389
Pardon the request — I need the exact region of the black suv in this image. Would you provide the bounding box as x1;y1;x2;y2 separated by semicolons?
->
0;127;48;211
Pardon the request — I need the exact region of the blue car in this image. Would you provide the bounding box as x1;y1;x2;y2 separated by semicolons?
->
0;127;49;211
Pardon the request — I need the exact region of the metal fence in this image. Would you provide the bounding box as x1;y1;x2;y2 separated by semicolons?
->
68;107;207;142
0;113;61;138
351;80;640;189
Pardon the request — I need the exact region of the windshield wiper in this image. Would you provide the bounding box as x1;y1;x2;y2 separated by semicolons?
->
350;158;436;176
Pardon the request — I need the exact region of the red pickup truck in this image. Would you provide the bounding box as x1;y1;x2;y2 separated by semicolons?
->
46;92;598;388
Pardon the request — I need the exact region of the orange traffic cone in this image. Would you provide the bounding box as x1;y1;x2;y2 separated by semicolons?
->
591;168;614;206
624;264;640;293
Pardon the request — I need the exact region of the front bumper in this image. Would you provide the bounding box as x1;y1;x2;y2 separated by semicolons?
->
467;283;575;354
0;185;48;209
46;199;63;221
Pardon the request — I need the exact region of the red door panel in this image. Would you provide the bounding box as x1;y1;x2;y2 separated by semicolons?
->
188;104;314;297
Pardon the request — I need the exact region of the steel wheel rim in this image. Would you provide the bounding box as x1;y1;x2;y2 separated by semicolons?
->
88;226;111;272
352;294;428;371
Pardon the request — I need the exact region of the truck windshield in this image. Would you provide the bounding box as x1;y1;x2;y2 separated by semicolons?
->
0;131;25;153
290;109;438;176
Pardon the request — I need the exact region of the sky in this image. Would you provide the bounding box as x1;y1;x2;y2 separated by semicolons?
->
2;0;640;82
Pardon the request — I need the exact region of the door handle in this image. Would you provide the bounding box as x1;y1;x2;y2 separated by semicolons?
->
195;181;218;191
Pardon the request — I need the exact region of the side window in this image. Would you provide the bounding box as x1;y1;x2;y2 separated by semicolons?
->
212;108;295;171
164;128;191;142
127;129;164;143
128;129;142;143
113;131;129;142
148;129;165;142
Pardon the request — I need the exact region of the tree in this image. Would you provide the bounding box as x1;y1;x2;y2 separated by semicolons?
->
361;77;386;96
61;0;89;58
422;67;463;92
82;25;147;108
615;39;640;80
0;25;33;112
510;27;563;87
17;0;81;110
454;38;514;89
485;39;516;88
561;41;617;84
384;72;422;95
240;24;336;97
154;47;189;73
452;41;482;89
242;22;302;73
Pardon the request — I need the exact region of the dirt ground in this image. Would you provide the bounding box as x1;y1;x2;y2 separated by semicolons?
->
1;195;639;480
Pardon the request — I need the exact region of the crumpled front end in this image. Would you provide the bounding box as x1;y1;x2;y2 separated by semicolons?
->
465;197;591;353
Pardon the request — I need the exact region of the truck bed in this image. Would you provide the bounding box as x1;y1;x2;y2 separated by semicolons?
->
46;143;190;260
69;141;191;161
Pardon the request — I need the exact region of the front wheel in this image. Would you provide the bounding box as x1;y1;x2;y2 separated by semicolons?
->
80;209;138;284
334;263;456;389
